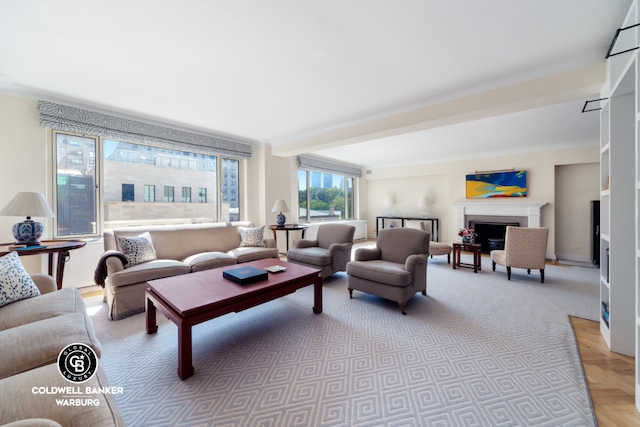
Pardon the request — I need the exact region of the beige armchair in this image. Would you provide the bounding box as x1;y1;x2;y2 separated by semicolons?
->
490;226;549;283
346;227;430;315
286;223;356;278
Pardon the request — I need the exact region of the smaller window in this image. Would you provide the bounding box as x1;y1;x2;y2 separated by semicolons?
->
164;186;174;202
182;187;191;203
122;184;134;202
198;188;207;203
144;185;155;202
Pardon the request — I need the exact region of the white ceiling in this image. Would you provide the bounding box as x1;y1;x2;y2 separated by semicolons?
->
0;0;631;169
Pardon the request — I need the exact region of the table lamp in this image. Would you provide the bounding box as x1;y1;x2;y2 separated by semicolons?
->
271;199;289;227
383;195;396;216
0;192;55;246
417;196;430;218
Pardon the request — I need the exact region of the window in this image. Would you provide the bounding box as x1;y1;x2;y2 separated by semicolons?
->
53;131;241;236
221;158;240;221
182;187;191;203
298;169;355;222
198;188;207;203
122;184;134;202
164;186;174;202
144;185;155;202
54;133;97;236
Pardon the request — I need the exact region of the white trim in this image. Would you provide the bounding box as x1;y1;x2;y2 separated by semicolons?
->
453;200;547;230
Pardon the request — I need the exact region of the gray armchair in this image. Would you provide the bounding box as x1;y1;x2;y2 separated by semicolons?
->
346;227;430;315
286;223;356;278
490;226;549;283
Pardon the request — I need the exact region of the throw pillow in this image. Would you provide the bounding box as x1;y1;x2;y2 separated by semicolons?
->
117;232;157;267
0;251;41;308
239;226;266;247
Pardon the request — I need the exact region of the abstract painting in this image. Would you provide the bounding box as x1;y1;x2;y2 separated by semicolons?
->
466;170;527;198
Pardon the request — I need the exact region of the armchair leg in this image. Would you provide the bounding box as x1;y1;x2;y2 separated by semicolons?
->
447;254;450;264
527;269;531;274
507;267;511;280
421;290;426;296
348;288;353;299
492;261;496;271
540;269;544;283
398;302;407;315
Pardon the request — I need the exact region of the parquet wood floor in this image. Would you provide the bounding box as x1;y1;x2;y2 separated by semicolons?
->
571;317;640;426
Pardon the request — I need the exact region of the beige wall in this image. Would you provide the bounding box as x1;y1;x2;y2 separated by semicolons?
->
0;94;48;273
365;146;600;260
555;162;599;263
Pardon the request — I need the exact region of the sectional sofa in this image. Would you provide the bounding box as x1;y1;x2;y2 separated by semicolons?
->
0;273;124;427
100;221;279;320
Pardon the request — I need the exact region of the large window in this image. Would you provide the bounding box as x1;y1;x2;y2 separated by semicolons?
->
298;169;355;222
53;131;242;236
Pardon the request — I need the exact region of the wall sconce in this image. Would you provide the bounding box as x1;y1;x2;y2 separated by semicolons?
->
271;199;289;227
0;192;55;246
417;196;430;218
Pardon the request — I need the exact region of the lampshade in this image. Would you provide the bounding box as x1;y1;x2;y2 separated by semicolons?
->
417;196;429;208
271;199;289;214
383;196;395;207
0;192;54;246
0;192;54;218
271;199;289;227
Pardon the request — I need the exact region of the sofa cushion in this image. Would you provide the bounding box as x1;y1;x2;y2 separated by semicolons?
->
116;232;157;267
107;259;191;287
0;288;84;331
287;247;331;267
0;252;40;308
0;364;125;427
228;247;279;263
0;312;102;379
347;260;412;287
184;252;237;272
239;225;266;247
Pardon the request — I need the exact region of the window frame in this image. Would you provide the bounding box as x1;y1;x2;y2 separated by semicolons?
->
50;130;245;239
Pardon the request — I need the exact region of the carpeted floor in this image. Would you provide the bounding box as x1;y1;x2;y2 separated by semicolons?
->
87;255;599;427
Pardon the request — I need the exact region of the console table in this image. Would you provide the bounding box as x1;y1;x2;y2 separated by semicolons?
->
375;216;439;241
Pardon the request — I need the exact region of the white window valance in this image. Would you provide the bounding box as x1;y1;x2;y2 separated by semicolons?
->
298;155;362;178
38;100;252;159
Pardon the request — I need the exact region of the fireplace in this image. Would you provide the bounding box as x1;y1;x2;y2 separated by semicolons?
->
454;201;547;252
469;221;519;253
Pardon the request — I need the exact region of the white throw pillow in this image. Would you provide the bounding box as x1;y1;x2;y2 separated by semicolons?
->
0;251;41;307
117;232;157;267
239;226;266;247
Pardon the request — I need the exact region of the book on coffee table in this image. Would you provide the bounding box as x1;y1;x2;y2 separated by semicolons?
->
223;265;269;284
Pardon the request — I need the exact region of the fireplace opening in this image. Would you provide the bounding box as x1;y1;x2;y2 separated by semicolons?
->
469;221;519;253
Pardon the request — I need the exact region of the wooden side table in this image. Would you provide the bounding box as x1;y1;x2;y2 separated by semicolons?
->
268;224;308;252
452;242;482;273
0;240;87;290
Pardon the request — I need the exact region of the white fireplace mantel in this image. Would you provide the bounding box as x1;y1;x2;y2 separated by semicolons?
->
453;200;547;229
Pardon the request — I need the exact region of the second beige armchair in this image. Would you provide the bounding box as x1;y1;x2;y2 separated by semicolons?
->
490;226;549;283
286;223;356;278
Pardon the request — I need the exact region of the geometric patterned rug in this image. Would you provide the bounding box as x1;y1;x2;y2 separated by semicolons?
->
88;257;599;426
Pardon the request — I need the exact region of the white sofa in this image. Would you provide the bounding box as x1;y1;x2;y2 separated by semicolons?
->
100;222;278;320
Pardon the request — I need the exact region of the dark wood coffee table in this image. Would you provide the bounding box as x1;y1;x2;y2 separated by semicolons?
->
145;258;322;380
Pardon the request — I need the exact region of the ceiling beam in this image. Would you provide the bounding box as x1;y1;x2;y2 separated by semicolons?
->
270;62;605;157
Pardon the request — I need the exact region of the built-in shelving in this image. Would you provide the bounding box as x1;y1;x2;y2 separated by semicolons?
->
602;0;640;412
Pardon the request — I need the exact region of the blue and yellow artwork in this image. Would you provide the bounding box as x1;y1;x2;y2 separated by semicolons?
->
466;170;527;198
